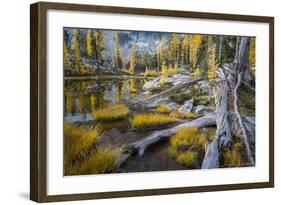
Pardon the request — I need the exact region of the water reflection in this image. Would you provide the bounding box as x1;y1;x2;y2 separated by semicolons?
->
64;78;146;122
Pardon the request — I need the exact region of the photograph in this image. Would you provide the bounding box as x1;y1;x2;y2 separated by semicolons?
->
63;27;256;176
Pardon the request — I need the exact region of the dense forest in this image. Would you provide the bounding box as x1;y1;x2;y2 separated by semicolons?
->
64;28;256;78
63;28;256;176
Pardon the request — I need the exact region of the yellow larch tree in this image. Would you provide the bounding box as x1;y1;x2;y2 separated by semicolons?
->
181;35;191;65
87;30;93;57
73;29;80;71
207;46;219;82
129;43;136;75
249;37;256;67
170;33;180;65
190;34;203;68
113;33;120;68
64;41;70;69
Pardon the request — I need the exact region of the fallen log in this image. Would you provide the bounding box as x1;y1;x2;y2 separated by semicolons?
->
142;77;204;102
117;114;216;167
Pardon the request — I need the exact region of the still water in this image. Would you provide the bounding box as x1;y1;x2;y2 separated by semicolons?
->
64;77;147;122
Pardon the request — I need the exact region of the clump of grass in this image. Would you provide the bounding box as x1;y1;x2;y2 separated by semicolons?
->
79;146;122;175
132;114;178;128
93;104;129;121
176;151;197;167
185;112;196;119
167;127;206;168
223;150;242;167
169;110;186;119
170;127;206;149
169;111;197;119
156;104;169;114
223;142;243;167
144;69;159;77
64;122;101;163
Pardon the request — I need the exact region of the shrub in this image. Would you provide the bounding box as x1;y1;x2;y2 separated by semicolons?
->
64;123;100;163
78;146;122;175
93;104;129;121
156;104;169;113
132;114;178;128
176;151;197;167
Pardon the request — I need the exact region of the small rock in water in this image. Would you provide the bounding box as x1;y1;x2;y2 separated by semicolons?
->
178;99;193;114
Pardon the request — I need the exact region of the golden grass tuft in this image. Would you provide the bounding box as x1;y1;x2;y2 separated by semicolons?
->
185;112;197;119
156;104;169;114
78;146;122;175
93;104;129;121
132;114;178;128
167;127;206;167
169;111;197;119
223;150;242;167
170;127;206;149
176;151;197;167
64;122;101;163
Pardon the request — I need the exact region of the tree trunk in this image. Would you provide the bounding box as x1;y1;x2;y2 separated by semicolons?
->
202;36;254;168
218;36;223;64
202;69;231;169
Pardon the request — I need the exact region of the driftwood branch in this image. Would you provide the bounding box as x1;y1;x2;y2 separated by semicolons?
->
143;77;204;102
117;114;216;167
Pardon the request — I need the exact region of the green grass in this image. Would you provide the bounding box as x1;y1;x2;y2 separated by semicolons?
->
132;114;178;128
93;104;129;121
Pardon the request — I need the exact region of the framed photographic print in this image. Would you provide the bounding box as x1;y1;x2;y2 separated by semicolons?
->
30;1;274;202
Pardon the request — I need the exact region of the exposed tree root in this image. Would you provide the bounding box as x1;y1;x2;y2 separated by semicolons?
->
233;72;254;165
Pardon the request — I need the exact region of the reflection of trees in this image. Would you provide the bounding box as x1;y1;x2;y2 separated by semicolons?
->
65;91;75;114
116;80;123;104
64;78;146;116
129;79;136;101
